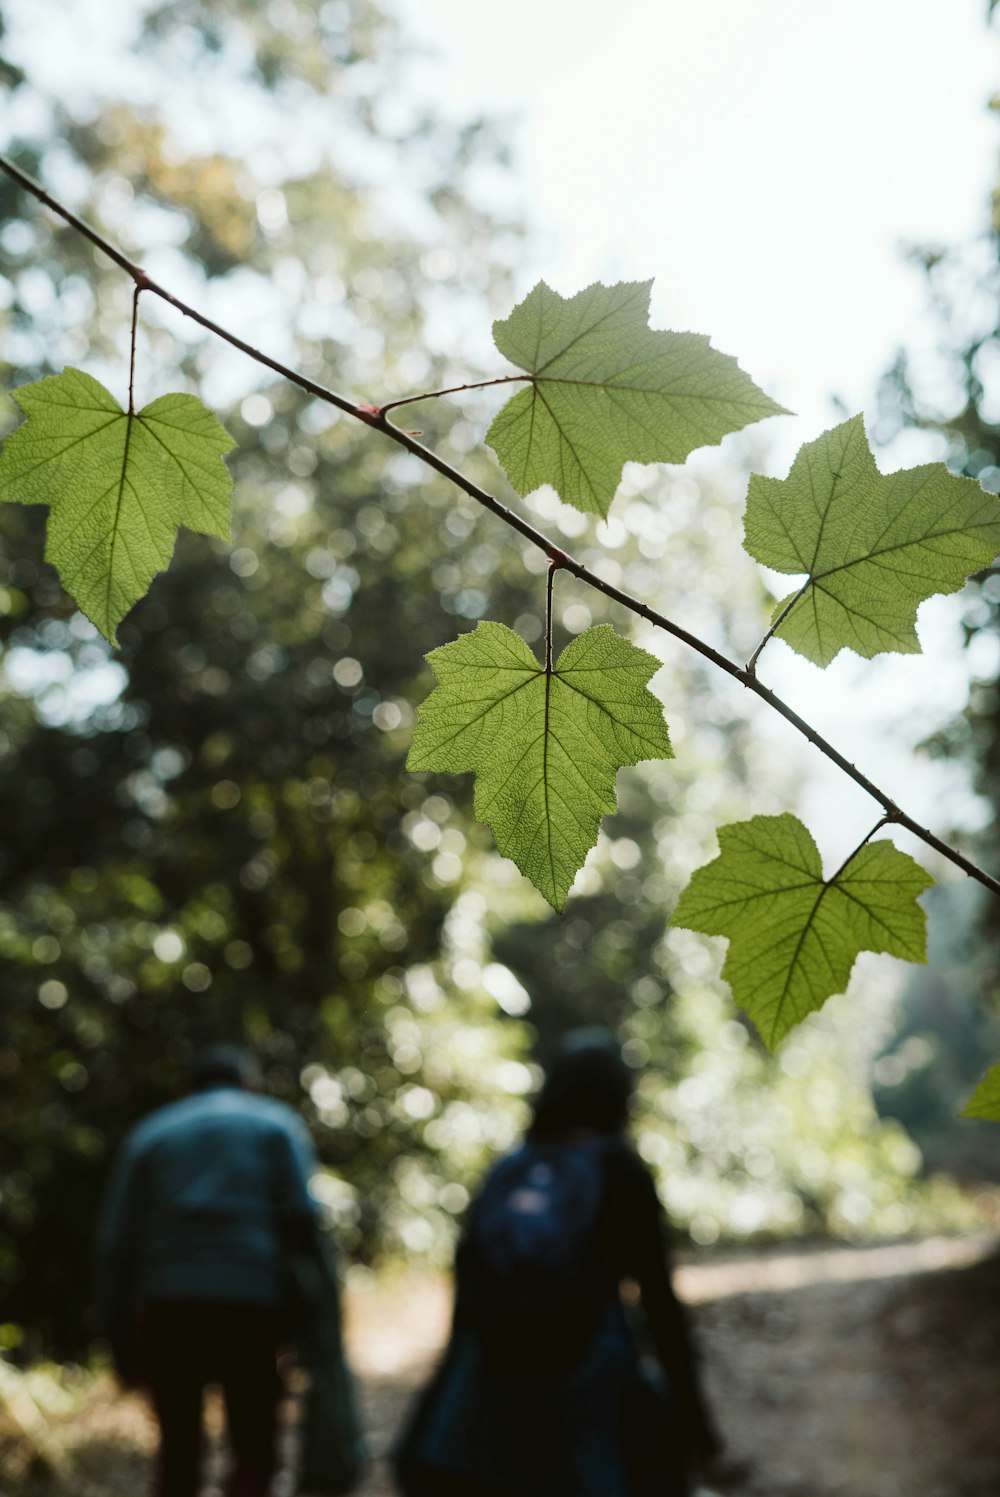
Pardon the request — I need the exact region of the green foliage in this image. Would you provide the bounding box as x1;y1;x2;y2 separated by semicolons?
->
635;962;979;1243
0;371;234;643
673;814;933;1050
486;279;785;517
1;0;999;1383
744;415;1000;666
873;123;1000;1129
408;621;672;909
4;242;999;1058
5;257;994;1077
1;0;991;1355
869;883;1000;1170
962;1065;1000;1120
0;0;537;1355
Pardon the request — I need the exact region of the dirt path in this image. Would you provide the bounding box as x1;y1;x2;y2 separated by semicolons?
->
6;1234;999;1497
686;1234;1000;1497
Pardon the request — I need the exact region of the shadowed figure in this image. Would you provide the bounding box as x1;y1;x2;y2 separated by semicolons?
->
394;1027;724;1497
95;1045;361;1497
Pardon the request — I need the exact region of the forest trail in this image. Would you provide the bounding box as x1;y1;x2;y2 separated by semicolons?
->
4;1233;998;1497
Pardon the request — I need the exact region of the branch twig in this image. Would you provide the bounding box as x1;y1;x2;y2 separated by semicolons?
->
545;560;559;674
746;579;810;675
2;151;997;898
379;373;531;417
127;284;141;415
825;814;895;886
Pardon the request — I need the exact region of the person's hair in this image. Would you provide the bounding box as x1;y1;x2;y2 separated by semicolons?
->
528;1026;632;1140
191;1044;258;1091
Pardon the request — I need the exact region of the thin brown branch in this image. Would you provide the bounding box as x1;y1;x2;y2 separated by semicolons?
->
0;155;361;422
128;284;141;415
0;154;142;281
545;561;559;673
379;373;531;416
824;814;894;886
746;579;810;674
2;151;998;899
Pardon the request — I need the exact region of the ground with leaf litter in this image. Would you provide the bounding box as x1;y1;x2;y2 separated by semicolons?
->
4;1235;998;1497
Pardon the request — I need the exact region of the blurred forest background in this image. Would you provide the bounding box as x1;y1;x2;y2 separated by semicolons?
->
1;4;1000;1486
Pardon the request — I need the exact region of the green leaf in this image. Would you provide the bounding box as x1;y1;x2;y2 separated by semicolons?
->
486;280;786;518
744;415;1000;667
961;1065;1000;1121
0;368;235;642
672;813;933;1049
407;620;672;909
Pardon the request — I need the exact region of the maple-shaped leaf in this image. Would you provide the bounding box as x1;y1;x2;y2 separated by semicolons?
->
485;280;786;518
0;368;235;642
672;813;933;1050
961;1065;1000;1121
744;415;1000;667
407;620;672;909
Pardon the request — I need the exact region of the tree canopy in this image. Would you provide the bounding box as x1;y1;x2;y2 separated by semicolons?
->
0;0;989;1361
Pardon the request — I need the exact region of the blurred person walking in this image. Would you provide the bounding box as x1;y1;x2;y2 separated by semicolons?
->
394;1027;725;1497
96;1044;363;1497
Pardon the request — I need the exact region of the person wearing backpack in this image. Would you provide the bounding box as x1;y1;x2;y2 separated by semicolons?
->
393;1026;724;1497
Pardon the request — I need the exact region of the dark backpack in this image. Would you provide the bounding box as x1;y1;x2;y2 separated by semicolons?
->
464;1136;613;1366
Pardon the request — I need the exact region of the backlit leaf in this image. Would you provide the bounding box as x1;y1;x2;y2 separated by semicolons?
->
0;368;235;642
744;415;1000;666
407;621;672;908
672;813;933;1049
961;1065;1000;1121
486;279;786;517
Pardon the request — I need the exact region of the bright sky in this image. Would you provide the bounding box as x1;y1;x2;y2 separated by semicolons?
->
12;1;997;430
403;0;998;440
399;0;1000;873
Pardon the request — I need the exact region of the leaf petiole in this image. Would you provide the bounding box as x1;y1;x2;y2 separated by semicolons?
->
824;812;896;887
745;579;810;675
545;559;561;674
128;284;142;415
380;373;531;417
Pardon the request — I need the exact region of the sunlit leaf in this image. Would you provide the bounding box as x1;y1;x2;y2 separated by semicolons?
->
672;813;933;1049
0;368;235;642
486;279;786;517
961;1065;1000;1121
744;415;1000;667
407;621;672;908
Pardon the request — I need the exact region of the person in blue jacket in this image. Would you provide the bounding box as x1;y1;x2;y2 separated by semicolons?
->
96;1044;326;1497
